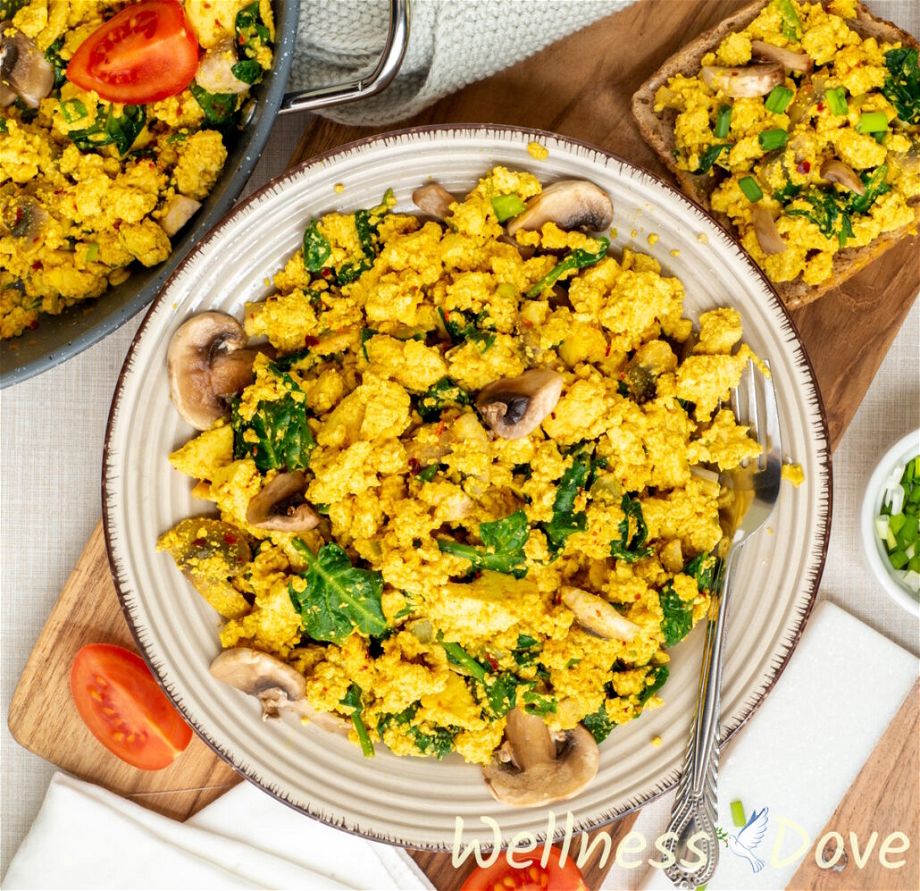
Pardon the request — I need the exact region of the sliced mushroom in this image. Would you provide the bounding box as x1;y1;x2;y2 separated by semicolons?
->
751;40;812;73
3;197;47;241
701;63;784;98
0;27;54;108
412;182;456;220
194;41;250;95
210;647;350;733
167;312;255;429
160;195;202;237
751;205;787;255
482;708;599;806
0;80;15;107
820;159;865;195
560;586;639;642
476;368;564;439
246;471;320;532
506;180;613;236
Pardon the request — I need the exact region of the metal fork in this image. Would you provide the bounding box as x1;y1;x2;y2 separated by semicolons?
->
663;360;783;889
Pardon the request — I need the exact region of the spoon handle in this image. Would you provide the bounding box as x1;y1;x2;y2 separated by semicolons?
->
663;547;740;888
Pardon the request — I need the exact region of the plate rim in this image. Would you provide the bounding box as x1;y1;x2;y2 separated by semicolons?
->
102;123;833;850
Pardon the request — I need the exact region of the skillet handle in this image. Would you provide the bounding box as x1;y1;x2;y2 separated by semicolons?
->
278;0;410;115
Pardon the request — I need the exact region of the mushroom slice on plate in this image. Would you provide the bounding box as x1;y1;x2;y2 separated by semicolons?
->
506;180;613;236
820;159;866;196
751;205;787;255
246;471;320;532
167;311;256;429
701;63;784;98
210;647;350;732
0;27;54;108
751;40;812;73
482;708;599;806
476;368;564;439
412;182;456;220
561;585;639;642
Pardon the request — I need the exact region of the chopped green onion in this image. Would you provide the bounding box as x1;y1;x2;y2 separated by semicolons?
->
738;176;763;202
491;193;526;222
765;86;794;114
59;98;88;123
826;87;848;116
758;128;789;151
85;242;99;263
776;0;802;41
714;105;732;139
731;799;746;828
856;111;889;134
876;454;920;594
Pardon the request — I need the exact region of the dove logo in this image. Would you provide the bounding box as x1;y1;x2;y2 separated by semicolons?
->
727;807;770;873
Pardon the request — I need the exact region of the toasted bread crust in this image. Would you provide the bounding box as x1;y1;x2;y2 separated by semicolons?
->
631;0;920;308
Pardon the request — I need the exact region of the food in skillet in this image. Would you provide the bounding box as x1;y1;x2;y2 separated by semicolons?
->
0;0;274;339
158;166;766;805
632;0;920;308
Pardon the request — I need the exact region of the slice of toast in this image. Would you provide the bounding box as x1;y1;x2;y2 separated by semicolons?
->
631;0;919;309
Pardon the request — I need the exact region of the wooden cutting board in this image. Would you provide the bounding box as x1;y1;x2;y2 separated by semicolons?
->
8;1;919;889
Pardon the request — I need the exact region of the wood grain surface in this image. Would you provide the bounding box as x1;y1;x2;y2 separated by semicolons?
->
8;1;919;890
788;682;919;891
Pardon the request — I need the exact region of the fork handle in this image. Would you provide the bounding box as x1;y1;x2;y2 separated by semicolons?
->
664;545;742;888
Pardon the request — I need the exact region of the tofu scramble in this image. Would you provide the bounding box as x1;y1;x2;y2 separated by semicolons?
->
0;0;275;339
159;167;765;804
654;0;919;288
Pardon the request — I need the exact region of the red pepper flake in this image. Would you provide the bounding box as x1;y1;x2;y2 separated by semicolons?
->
303;335;320;347
816;102;825;112
14;208;23;226
31;260;43;270
408;457;420;475
193;538;207;547
436;419;447;437
223;533;237;545
320;267;333;279
28;319;39;330
485;654;499;671
797;160;811;174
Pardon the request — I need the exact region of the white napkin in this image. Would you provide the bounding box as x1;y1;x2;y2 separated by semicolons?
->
3;773;433;891
601;601;918;890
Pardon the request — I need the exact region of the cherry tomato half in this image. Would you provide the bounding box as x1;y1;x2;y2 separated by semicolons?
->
66;0;199;104
460;846;589;891
70;643;192;770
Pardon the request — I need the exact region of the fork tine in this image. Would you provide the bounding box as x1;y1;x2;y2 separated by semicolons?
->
756;360;782;460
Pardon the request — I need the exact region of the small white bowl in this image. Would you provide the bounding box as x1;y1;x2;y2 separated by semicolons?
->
861;428;920;617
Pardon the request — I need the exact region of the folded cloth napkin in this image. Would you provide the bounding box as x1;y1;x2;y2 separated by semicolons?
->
291;0;628;125
600;600;918;890
3;773;433;890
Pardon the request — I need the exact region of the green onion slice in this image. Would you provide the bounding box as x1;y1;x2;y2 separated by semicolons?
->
856;111;889;134
826;87;848;116
491;193;526;222
731;799;746;828
758;128;789;151
765;86;793;114
739;176;763;202
714;105;732;139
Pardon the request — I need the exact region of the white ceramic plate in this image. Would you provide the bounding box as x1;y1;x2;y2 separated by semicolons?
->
104;126;831;849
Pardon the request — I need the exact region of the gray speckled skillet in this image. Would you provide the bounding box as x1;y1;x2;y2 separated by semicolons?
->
1;0;409;388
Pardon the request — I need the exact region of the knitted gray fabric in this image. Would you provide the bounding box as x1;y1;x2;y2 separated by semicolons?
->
290;0;628;125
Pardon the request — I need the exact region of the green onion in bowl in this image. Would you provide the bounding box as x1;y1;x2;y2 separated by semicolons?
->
876;454;920;593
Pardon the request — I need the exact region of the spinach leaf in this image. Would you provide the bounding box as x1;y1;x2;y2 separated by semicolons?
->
416;464;440;482
412;725;456;758
659;584;693;647
414;377;471;422
637;664;669;705
231;385;314;473
773;181;802;205
692;143;732;176
610;495;653;563
45;37;67;90
289;539;387;644
438;510;530;578
271;347;312;372
231;59;263;85
542;452;591;554
882;47;920;125
583;702;616;743
438;307;496;349
189;83;237;127
69;104;146;155
303;221;332;272
0;0;27;19
684;553;720;592
512;633;540;665
235;1;272;61
440;639;520;716
339;683;375;757
846;164;890;214
0;119;6;134
786;191;841;239
522;689;557;717
526;237;610;297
